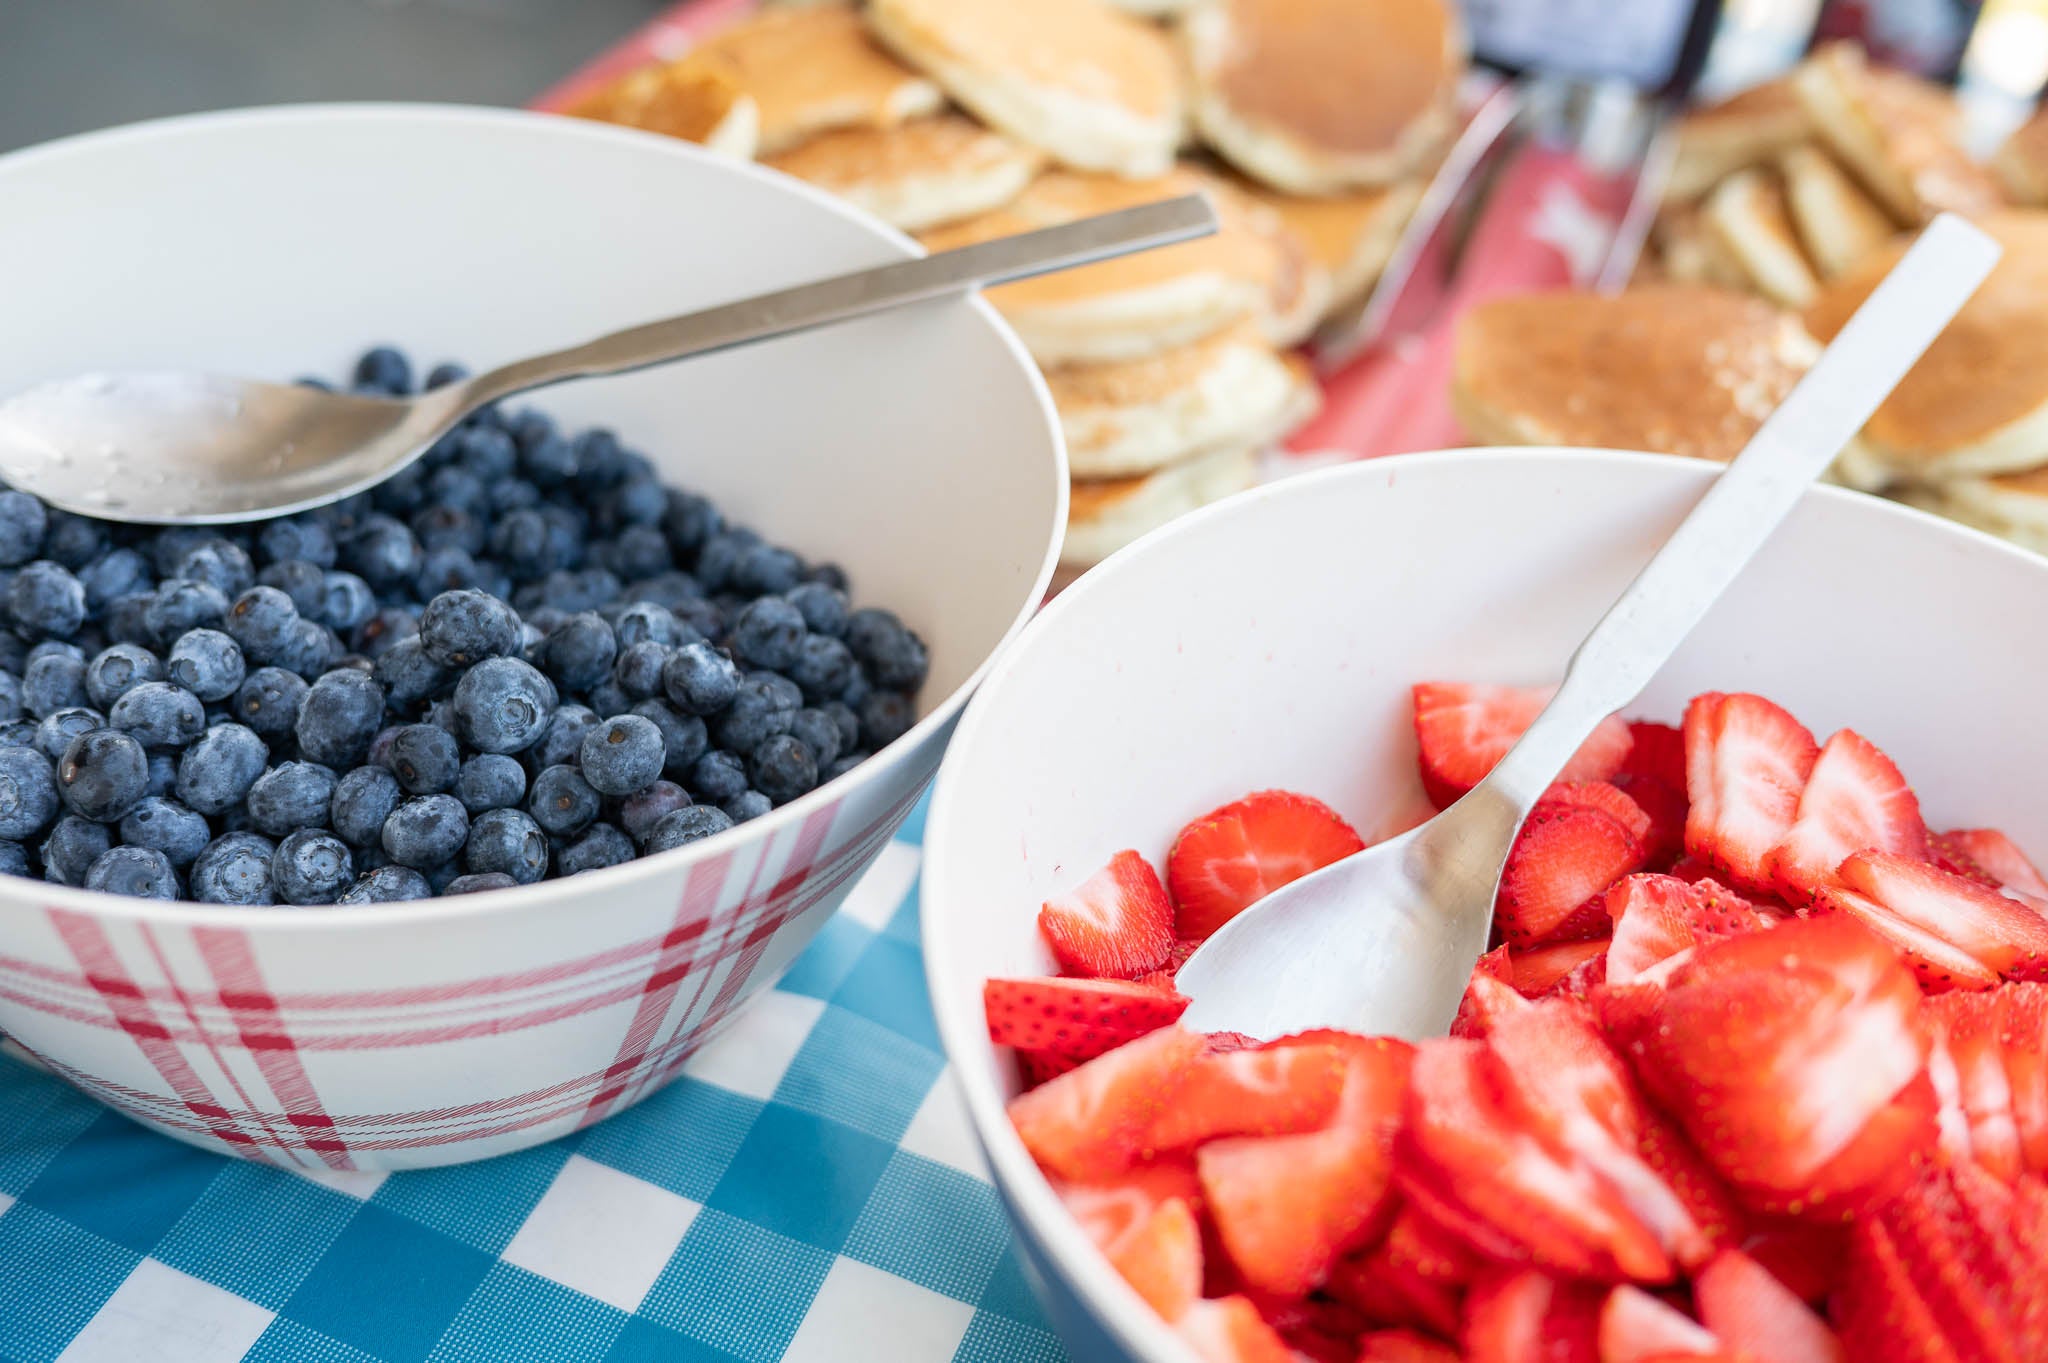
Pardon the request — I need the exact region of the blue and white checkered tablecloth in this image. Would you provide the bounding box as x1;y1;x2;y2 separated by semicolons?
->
0;793;1068;1363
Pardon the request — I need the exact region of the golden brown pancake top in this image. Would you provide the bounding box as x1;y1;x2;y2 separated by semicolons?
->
1805;213;2048;456
1244;180;1410;275
692;6;935;150
1682;76;1806;141
762;114;1038;190
562;57;747;143
1988;465;2048;496
1046;320;1269;410
871;0;1181;121
1806;43;2002;222
1457;286;1813;463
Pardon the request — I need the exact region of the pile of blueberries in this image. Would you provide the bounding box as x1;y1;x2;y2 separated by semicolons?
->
0;347;927;904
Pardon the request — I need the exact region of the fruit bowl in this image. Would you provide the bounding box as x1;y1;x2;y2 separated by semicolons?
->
920;448;2048;1363
0;104;1063;1168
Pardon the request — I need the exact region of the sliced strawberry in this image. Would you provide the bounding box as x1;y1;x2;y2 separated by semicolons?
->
1693;1249;1844;1362
1356;1329;1464;1363
1616;916;1934;1218
1763;729;1927;904
1620;721;1687;790
1113;1197;1203;1321
1412;682;1632;808
1510;938;1611;997
1326;1210;1473;1339
1682;693;1819;895
1167;790;1366;940
1816;886;2003;992
1205;1030;1261;1053
1598;1287;1726;1362
984;976;1190;1058
1927;830;2005;890
1453;945;1519;1038
1941;827;2048;899
1836;850;2048;986
1058;1152;1205;1218
1461;1268;1602;1363
1007;1025;1204;1180
1604;875;1773;986
1247;1294;1369;1363
1019;1048;1085;1087
1612;772;1687;870
1177;1294;1295;1363
1734;1223;1850;1306
1039;849;1174;979
2003;983;2048;1174
1497;786;1652;948
1145;1042;1347;1153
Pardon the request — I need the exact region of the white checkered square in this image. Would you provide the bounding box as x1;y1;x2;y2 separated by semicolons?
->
55;1259;274;1363
502;1154;700;1313
780;1256;976;1363
838;841;920;931
897;1069;989;1179
680;989;826;1100
292;1166;388;1201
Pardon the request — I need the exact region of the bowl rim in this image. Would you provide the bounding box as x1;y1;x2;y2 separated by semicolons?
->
0;100;1069;926
920;444;2048;1363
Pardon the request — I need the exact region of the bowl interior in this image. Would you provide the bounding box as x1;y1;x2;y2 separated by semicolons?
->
923;447;2048;1360
0;104;1063;730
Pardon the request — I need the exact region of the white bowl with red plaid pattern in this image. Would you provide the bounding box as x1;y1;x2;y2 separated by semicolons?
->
0;104;1064;1169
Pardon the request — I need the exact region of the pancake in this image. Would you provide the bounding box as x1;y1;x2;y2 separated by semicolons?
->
1897;467;2048;552
1062;441;1261;568
762;115;1043;230
920;168;1282;363
1244;178;1421;316
1654;201;1751;292
561;56;761;160
1805;212;2048;481
1452;285;1820;465
1049;321;1316;476
1665;77;1810;203
1995;108;2048;207
866;0;1183;177
688;6;941;155
1702;168;1819;307
1103;0;1199;13
1195;170;1327;345
1182;0;1463;193
1777;143;1898;279
1791;42;2002;225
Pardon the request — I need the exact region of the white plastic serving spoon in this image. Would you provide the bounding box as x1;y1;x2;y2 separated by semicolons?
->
1175;212;2000;1042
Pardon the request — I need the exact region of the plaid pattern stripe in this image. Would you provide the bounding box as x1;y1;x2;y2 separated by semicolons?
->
0;795;1071;1363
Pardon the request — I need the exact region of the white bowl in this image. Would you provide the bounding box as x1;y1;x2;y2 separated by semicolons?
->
0;104;1063;1169
921;448;2048;1363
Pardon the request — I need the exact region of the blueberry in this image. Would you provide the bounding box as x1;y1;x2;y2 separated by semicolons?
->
37;707;105;763
149;527;217;579
692;530;755;593
366;724;403;771
527;764;600;837
0;839;26;877
258;558;327;616
559;822;635;875
353;345;414;394
425;466;488;518
686;748;749;804
845;609;929;691
381;794;469;869
425;360;470;391
579;714;665;796
0;745;58;839
805;562;850;592
662;491;722;560
729;543;803;597
145;751;178;797
631;698;707;777
109;681;206;750
787;707;845;768
167;628;246;701
353;609;419;661
57;728;147;821
339;865;432;903
258;517;337;570
119;796;211;867
296;669;386;766
723;790;773;824
343;515;423;592
452;657;555;754
373;637;452;710
537;613;616;692
788;634;855;702
713;673;798;752
621;571;702;614
317;572;376;631
414;546;491;598
22;651;88;717
0;492;48;567
233;666;308;738
612;640;672;700
662;642;740;716
0;718;36;749
10;561;86;639
620;780;691;843
41;814;110;885
419;589;521;668
78;548;152;611
530;704;599;770
645;805;734;853
747;734;817;806
606;526;671;581
785;583;848;637
444;871;515;895
42;512;107;571
859;689;915;748
176;539;255;597
411;504;485;557
84;644;163;710
820;700;861;754
464;807;549;884
584;679;632;720
571;428;628;487
85;846;178;899
387;723;460;795
488;508;560;582
454;425;517;480
0;670;25;724
614;603;691;650
143;578;228;645
246;761;338;837
519;429;578;486
279;618;340;676
274;830;355;905
223;586;299;664
731;597;806;671
174;723;267;815
455;753;526;813
331;765;402;847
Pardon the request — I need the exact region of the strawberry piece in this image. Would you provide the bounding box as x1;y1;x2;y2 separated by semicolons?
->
1927;831;2005;890
1057;1152;1206;1218
1682;693;1819;895
1816;886;2003;992
2003;983;2048;1174
1734;1223;1850;1306
1453;945;1519;1038
1145;1042;1347;1153
1612;772;1687;870
1764;730;1927;904
1357;1330;1464;1363
1693;1249;1844;1363
1604;875;1773;986
1461;1268;1602;1363
1109;1197;1202;1321
1497;786;1652;948
1327;1203;1485;1337
1038;849;1174;979
1597;1287;1726;1362
1941;827;2048;899
1835;850;2048;987
1167;790;1365;941
1634;1106;1748;1262
1205;1030;1261;1053
983;976;1190;1058
1007;1025;1204;1180
1617;916;1935;1218
1412;682;1632;808
1247;1295;1370;1363
1620;722;1687;790
1923;990;2023;1181
1177;1294;1296;1363
1019;1048;1085;1087
1510;939;1611;997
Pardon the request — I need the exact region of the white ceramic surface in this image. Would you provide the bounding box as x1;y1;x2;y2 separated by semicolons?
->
0;105;1064;1169
921;448;2048;1363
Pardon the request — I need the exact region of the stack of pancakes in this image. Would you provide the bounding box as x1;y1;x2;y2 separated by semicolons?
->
562;0;1458;569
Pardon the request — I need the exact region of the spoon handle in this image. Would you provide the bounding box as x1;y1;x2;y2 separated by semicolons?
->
458;195;1218;406
1478;214;1999;815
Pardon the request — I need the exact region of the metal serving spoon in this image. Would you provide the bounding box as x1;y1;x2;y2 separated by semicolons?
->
1177;213;1999;1043
0;194;1216;525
